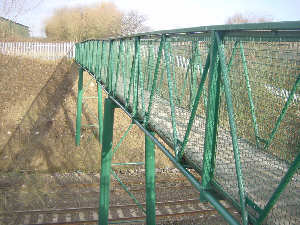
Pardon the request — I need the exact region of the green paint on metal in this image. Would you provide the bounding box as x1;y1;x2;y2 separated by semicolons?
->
120;41;127;100
146;43;155;91
130;21;300;37
215;31;248;225
99;98;116;225
257;152;300;225
264;74;300;150
227;41;238;73
107;40;116;93
126;38;139;109
239;42;260;148
123;40;131;102
75;23;300;225
211;180;258;225
201;190;240;225
246;197;263;214
210;62;222;177
145;132;156;225
99;41;106;81
168;42;179;106
164;37;179;155
144;37;165;126
138;41;146;118
108;94;243;225
202;32;219;189
75;67;84;146
98;84;103;144
111;123;134;157
156;65;165;95
113;40;123;96
189;40;200;110
179;61;190;105
132;37;141;117
178;50;211;159
111;169;146;214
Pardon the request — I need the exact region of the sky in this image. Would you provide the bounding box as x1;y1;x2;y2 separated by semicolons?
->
11;0;300;37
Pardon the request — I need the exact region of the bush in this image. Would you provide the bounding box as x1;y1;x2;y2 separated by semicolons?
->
44;2;148;41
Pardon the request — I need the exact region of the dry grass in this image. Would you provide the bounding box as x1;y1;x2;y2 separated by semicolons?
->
0;54;173;173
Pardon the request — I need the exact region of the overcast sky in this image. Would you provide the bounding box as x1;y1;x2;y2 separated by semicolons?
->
14;0;300;37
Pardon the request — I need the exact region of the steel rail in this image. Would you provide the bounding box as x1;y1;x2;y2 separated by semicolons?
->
6;199;236;225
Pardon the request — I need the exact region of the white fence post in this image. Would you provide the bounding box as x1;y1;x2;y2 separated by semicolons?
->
0;41;75;61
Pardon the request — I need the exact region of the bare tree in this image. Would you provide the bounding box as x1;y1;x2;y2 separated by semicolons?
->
121;11;150;36
44;3;148;41
45;3;123;41
226;13;273;24
0;0;43;20
0;0;43;38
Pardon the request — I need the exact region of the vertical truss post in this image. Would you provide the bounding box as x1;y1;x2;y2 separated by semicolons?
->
75;67;84;146
215;31;248;225
145;132;156;225
99;98;116;225
164;36;179;155
98;83;103;144
178;50;211;160
239;42;260;148
201;32;219;191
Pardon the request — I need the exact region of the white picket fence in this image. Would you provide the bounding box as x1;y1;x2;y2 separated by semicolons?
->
0;42;75;60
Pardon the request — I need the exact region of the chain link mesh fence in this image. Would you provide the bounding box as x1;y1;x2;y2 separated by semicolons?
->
75;23;300;224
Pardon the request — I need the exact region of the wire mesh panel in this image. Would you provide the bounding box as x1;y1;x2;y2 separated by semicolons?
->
214;35;300;224
75;22;300;225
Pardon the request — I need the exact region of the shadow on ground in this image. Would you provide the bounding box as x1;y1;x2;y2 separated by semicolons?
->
0;56;100;172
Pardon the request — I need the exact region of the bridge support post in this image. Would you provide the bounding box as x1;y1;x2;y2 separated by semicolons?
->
201;32;220;197
97;84;103;144
145;132;156;225
99;97;116;225
75;67;83;146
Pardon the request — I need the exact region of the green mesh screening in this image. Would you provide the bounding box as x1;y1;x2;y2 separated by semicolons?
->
75;22;300;225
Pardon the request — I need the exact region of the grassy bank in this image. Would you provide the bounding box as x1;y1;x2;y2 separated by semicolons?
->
0;54;173;173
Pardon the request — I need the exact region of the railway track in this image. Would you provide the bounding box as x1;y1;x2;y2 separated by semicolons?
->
3;199;235;225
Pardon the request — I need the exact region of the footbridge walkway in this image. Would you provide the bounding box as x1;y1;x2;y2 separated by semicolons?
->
74;21;300;225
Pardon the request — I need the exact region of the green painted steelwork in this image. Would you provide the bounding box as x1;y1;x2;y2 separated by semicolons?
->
264;74;300;150
164;37;179;155
216;32;248;225
178;50;210;159
239;42;260;148
107;94;240;225
98;84;103;144
75;67;84;146
111;169;146;214
111;123;134;157
202;32;220;190
144;37;164;126
99;98;116;225
145;132;156;225
75;21;300;225
257;152;300;224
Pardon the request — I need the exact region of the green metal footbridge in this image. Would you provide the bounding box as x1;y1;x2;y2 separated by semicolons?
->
74;21;300;225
